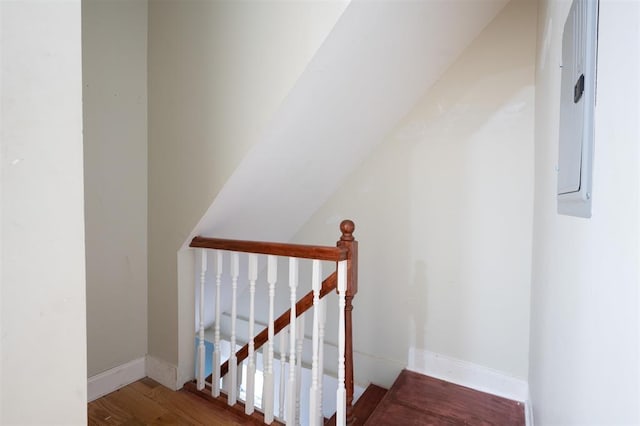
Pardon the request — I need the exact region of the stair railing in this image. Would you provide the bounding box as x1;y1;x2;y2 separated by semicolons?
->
189;220;358;426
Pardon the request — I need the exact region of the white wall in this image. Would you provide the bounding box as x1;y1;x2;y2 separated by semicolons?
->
0;1;87;423
148;0;348;367
529;0;640;423
83;0;148;378
292;0;536;387
182;0;511;388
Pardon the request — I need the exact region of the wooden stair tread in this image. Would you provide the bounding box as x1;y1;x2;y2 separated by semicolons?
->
365;370;525;425
325;383;388;426
183;381;284;425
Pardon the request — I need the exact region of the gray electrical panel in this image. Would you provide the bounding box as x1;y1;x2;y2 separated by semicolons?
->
558;0;599;218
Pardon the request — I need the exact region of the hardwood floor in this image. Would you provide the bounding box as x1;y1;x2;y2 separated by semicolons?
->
90;371;525;426
365;370;525;425
88;378;264;425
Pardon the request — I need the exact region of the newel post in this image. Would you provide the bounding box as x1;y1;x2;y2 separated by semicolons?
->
337;220;358;425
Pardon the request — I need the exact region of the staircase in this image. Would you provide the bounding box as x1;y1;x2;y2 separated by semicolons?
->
184;220;525;425
324;384;387;426
364;370;524;425
187;220;358;425
185;369;525;425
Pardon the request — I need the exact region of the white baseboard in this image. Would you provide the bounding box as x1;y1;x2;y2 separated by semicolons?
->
408;347;529;403
525;399;534;426
87;357;146;402
146;355;179;391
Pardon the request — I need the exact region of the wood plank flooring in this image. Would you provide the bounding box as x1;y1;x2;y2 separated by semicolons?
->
88;378;264;425
365;370;525;425
90;371;525;426
182;381;283;425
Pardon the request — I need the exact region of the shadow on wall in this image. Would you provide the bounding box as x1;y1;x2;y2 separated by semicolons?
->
409;260;428;351
289;135;414;387
402;84;534;357
290;0;536;385
400;0;535;375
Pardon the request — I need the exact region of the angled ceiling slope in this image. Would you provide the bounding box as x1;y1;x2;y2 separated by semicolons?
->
185;0;508;245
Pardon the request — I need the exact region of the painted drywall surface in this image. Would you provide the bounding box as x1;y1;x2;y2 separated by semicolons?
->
188;0;510;247
171;0;513;384
0;1;87;423
185;0;510;386
529;0;640;423
292;0;536;387
83;0;148;378
148;0;349;366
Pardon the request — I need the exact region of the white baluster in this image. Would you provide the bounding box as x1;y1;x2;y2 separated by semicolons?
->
228;252;239;405
245;254;258;415
336;260;347;425
263;255;277;424
279;327;288;420
317;297;326;423
295;314;305;426
238;363;244;401
308;260;322;426
197;249;207;390
212;250;222;397
286;258;298;426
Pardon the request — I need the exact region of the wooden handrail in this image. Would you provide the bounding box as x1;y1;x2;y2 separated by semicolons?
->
205;271;338;383
195;220;357;424
190;236;348;261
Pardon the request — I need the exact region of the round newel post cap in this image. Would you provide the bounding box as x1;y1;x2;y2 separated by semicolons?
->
340;220;355;241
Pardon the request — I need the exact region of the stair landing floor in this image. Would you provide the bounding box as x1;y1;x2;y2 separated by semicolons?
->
89;371;525;425
365;369;525;425
88;377;265;425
